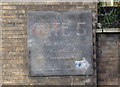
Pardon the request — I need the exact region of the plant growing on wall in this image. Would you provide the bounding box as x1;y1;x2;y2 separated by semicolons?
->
98;2;120;28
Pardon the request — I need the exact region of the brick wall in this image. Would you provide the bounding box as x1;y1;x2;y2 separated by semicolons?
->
1;2;97;85
2;2;120;86
96;34;119;86
0;2;2;86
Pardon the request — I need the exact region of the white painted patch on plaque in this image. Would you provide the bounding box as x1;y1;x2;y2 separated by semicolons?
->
75;57;90;70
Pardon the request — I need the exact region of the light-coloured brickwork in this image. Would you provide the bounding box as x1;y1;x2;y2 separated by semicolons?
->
1;2;97;85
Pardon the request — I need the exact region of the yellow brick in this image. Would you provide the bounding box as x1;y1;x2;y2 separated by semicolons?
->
2;6;16;9
2;10;26;14
2;19;25;23
2;27;24;30
2;30;26;35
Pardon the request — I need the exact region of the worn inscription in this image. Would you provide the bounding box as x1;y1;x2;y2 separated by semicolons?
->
27;11;93;76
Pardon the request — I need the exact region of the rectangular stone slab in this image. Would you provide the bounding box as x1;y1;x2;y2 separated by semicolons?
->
27;10;93;76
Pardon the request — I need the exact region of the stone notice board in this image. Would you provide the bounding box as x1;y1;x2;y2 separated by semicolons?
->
27;10;93;76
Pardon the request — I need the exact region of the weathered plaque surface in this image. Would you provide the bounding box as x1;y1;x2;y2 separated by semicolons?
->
27;10;93;76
